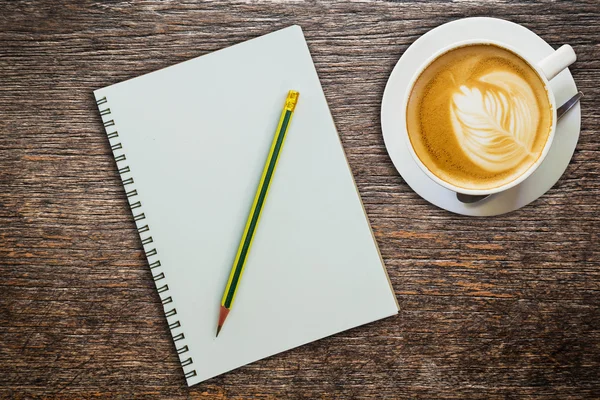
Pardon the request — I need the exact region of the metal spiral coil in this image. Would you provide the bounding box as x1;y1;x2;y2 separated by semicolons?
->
96;95;197;381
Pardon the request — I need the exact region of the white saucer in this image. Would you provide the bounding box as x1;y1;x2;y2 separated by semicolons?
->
381;17;581;216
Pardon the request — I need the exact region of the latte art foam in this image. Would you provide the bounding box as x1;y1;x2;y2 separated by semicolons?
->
450;70;539;172
406;44;553;191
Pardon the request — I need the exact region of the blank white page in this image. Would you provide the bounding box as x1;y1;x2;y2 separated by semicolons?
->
94;25;398;386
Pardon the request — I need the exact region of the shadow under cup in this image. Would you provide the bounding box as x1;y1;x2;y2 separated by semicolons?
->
404;41;559;196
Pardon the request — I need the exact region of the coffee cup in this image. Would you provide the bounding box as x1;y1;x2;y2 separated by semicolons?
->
403;40;576;196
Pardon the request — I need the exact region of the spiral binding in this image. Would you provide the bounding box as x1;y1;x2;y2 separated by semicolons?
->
96;95;198;381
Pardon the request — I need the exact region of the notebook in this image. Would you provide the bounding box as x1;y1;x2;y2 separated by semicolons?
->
94;25;398;386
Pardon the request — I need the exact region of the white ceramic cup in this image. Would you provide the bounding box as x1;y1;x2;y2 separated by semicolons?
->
402;40;576;196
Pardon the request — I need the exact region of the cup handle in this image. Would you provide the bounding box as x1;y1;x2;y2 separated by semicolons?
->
537;44;576;81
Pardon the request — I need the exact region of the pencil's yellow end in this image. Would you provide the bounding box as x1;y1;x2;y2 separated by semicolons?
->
285;90;299;112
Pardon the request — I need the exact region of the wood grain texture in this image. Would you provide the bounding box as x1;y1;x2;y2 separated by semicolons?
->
1;0;599;398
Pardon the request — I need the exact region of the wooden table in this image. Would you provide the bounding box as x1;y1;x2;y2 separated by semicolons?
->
1;1;599;398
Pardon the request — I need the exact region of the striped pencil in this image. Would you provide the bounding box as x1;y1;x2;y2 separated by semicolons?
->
216;90;299;337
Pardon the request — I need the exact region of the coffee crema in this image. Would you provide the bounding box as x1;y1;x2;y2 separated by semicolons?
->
406;44;553;190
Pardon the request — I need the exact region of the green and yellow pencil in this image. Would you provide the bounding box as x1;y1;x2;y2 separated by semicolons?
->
216;90;299;337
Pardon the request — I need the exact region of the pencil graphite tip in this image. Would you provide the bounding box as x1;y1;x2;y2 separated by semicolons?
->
216;305;230;338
